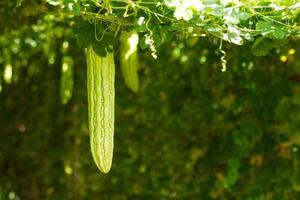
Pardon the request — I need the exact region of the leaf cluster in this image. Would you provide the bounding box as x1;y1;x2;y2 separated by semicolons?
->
63;0;300;57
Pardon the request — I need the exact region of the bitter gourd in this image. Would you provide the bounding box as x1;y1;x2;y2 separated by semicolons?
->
60;56;74;104
120;31;139;92
86;47;115;174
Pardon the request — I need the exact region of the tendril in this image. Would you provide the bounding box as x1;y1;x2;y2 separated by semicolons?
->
145;11;157;59
94;21;112;42
219;39;227;72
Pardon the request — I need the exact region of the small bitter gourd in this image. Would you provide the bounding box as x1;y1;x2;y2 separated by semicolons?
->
86;47;115;174
60;56;74;104
120;31;139;92
3;49;12;85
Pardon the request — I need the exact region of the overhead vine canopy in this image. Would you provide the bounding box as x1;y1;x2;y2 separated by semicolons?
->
1;0;300;62
43;0;300;57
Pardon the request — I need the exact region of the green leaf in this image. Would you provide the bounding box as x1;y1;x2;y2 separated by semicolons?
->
205;3;224;17
152;26;163;47
73;21;94;49
92;44;107;57
92;32;117;57
73;18;117;54
251;38;288;56
271;39;288;48
235;11;251;21
272;24;290;40
256;20;290;40
256;20;273;35
227;25;244;45
251;37;273;56
64;0;81;15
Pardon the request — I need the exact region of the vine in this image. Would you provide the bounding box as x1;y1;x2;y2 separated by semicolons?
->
56;0;299;66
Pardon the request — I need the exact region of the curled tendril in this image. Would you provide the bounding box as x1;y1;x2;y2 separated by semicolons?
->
94;21;113;42
145;11;158;59
219;39;227;72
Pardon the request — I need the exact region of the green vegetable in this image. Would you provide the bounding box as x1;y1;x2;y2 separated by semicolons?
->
120;31;140;93
60;56;74;104
3;49;12;85
86;47;115;174
0;67;2;93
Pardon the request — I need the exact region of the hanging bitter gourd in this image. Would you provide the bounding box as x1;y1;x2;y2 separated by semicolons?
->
0;63;2;93
86;47;115;174
60;55;74;104
3;49;12;85
120;31;140;92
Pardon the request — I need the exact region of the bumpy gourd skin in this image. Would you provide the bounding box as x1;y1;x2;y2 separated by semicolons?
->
120;31;139;93
86;47;115;174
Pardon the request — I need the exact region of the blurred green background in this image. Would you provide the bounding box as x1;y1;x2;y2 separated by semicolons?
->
1;1;300;200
